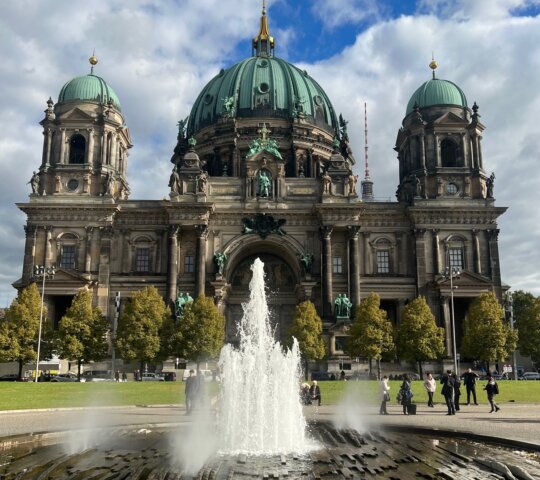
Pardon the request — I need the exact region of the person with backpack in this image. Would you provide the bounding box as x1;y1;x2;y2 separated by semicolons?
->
398;374;413;415
484;375;500;413
440;369;456;415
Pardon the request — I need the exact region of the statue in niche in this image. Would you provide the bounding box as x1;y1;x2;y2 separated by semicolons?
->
348;172;358;196
168;166;181;195
412;174;421;198
213;252;227;276
321;171;331;194
198;171;208;193
258;171;271;197
299;253;314;275
486;172;495;198
292;95;306;118
28;171;40;194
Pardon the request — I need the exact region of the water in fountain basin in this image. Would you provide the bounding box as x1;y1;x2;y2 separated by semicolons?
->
218;258;310;455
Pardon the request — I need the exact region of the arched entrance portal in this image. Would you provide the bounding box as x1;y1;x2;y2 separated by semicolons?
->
225;253;299;345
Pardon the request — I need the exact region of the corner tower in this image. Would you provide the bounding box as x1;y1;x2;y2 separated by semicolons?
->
395;60;488;203
36;55;132;200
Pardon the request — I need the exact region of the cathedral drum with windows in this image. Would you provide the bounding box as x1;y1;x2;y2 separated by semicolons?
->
14;8;506;372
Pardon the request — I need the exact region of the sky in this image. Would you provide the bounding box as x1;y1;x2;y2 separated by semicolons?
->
1;0;540;305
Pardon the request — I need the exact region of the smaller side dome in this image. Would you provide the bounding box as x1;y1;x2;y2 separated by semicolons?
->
58;74;121;111
406;78;467;115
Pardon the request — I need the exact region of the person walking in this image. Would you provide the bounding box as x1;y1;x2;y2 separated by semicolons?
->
310;380;321;406
398;374;413;415
452;373;462;411
484;375;500;413
462;368;479;405
185;369;199;415
379;376;390;415
440;370;456;415
424;372;436;407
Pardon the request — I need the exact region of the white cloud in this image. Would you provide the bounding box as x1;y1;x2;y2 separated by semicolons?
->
311;0;383;29
0;0;539;302
416;0;540;20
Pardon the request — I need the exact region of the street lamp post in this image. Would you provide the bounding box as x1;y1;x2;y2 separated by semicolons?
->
33;265;55;382
443;266;461;374
505;291;518;381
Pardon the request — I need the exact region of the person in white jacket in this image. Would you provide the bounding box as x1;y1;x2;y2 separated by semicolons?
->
424;372;436;407
379;376;390;414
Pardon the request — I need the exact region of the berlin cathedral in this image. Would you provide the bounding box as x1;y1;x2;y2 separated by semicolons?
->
14;4;506;372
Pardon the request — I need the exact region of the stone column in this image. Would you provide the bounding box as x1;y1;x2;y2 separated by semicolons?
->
84;226;94;273
487;229;502;299
44;128;52;167
320;225;333;318
478;135;484;170
110;134;117;169
472;229;481;275
101;132;107;165
97;227;112;315
348;226;361;306
86;128;94;165
44;226;52;266
460;133;467;168
22;225;37;282
414;228;427;295
432;229;440;274
420;134;426;170
59;129;66;164
362;231;371;275
195;224;208;297
472;136;479;170
167;226;179;303
435;134;441;167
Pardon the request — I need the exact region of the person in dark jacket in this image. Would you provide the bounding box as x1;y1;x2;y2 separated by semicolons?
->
310;380;321;406
484;375;500;413
452;373;462;411
398;374;413;415
185;369;200;415
462;368;479;405
440;370;456;415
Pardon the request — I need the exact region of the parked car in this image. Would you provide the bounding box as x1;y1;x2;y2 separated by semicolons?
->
50;373;83;382
84;370;113;382
141;373;165;382
519;372;540;380
0;374;20;382
160;371;176;382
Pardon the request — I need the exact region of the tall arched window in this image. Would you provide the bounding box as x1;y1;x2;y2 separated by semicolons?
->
69;134;86;164
441;138;459;167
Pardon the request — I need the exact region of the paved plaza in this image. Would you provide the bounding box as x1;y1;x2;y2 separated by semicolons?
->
1;401;538;449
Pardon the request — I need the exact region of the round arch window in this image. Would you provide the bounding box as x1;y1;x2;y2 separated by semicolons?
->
258;82;270;93
446;182;458;195
67;179;79;191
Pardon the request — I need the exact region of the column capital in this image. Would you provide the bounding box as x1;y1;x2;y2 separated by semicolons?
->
24;225;37;237
486;229;500;240
168;225;180;237
413;228;426;239
319;225;333;240
347;225;361;240
195;224;209;238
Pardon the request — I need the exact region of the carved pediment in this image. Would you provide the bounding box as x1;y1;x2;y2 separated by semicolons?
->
432;111;469;126
60;107;96;122
437;270;494;295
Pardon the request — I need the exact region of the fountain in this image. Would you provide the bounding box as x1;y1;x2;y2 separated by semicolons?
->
218;258;310;454
1;259;539;479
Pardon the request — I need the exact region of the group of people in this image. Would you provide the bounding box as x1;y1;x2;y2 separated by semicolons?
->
300;381;322;406
379;368;501;415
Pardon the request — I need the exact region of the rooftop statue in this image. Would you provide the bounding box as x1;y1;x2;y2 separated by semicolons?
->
213;252;227;276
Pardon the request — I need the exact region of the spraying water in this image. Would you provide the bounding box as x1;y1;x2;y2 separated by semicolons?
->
218;258;309;454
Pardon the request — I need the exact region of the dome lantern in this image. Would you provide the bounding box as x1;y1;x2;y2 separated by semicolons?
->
252;0;275;57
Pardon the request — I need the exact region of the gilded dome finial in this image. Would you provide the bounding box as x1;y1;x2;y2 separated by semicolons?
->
253;0;274;57
429;53;438;79
89;49;98;74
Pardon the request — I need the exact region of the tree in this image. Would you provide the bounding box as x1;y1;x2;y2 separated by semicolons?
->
287;301;326;380
396;296;445;378
0;283;44;379
115;286;171;376
345;292;394;380
513;290;540;363
461;292;518;372
55;289;109;380
169;295;225;369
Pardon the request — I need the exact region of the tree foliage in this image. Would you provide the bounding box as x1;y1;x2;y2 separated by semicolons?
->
56;289;109;379
461;292;518;365
346;293;394;378
512;290;540;363
287;301;326;378
0;283;46;378
396;296;445;375
115;286;170;371
169;295;225;366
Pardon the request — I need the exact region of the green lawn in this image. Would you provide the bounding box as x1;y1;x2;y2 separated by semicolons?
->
0;380;539;411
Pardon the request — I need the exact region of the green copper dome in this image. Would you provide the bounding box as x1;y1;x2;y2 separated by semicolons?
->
187;56;338;135
406;77;467;115
58;74;121;110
